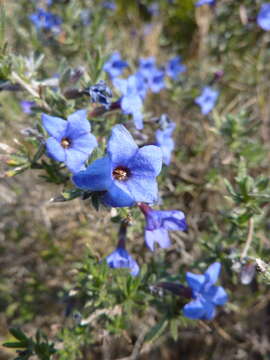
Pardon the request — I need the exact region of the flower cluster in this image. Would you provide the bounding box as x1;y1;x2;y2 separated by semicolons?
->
29;8;62;34
103;54;186;129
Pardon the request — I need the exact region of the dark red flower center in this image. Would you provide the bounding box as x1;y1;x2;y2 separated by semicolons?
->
113;166;130;181
61;137;71;149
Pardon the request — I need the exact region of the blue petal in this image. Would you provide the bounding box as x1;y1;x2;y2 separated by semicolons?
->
201;300;216;320
149;210;187;231
113;77;128;95
132;111;144;130
204;285;228;306
42;113;67;140
145;228;171;251
107;124;138;166
71;133;97;154
129;145;162;177
66;109;91;139
102;182;135;207
72;155;112;190
257;4;270;30
183;298;206;320
106;247;139;276
205;262;221;285
126;175;159;203
45;137;66;162
186;272;206;292
65;148;89;174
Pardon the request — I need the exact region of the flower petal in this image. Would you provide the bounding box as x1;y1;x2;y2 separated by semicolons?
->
201;300;216;320
183;298;206;320
205;262;221;285
145;228;171;251
71;133;97;154
106;247;139;276
66;109;91;139
204;285;228;306
45;137;66;162
102;182;135;207
72;155;112;190
129;145;162;177
114;175;159;204
65;148;89;173
155;210;187;231
107;124;138;166
186;272;206;292
42;113;67;140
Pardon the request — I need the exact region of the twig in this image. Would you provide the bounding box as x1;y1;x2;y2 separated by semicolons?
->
241;217;254;260
116;328;148;360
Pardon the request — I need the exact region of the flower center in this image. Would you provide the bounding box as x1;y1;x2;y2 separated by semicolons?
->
113;166;130;181
61;137;71;149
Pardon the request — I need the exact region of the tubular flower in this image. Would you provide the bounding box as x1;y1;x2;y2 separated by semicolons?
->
42;109;97;173
139;203;187;251
106;247;139;276
73;124;162;207
183;262;228;320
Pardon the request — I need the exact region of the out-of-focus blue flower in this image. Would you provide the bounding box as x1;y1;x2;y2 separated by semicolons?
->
139;203;187;251
138;57;156;79
29;8;62;33
183;262;228;320
80;10;92;26
103;52;128;78
195;86;219;115
155;122;176;165
148;3;159;16
257;3;270;31
102;1;116;10
113;75;145;129
73;124;162;207
195;0;215;7
20;101;35;114
88;80;112;109
166;56;186;80
138;57;165;93
147;68;165;93
106;247;139;276
42;109;97;173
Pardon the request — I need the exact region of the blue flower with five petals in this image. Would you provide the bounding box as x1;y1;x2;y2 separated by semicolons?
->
139;204;187;251
73;124;162;207
183;262;228;320
257;3;270;31
166;56;186;80
155;122;176;166
29;8;62;33
195;86;219;115
42;110;97;173
103;52;128;78
106;247;139;276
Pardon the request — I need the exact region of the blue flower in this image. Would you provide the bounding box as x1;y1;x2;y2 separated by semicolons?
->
20;100;35;114
42;109;97;173
166;56;186;80
103;52;128;78
257;3;270;31
73;124;162;207
139;204;187;251
195;86;219;115
155;122;176;165
102;1;116;10
195;0;215;7
183;262;228;320
138;57;156;79
147;68;165;93
106;247;139;276
88;80;112;109
113;75;145;129
29;8;62;33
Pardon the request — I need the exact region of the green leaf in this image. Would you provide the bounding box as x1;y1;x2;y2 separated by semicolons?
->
9;328;29;342
3;342;27;348
145;317;168;343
